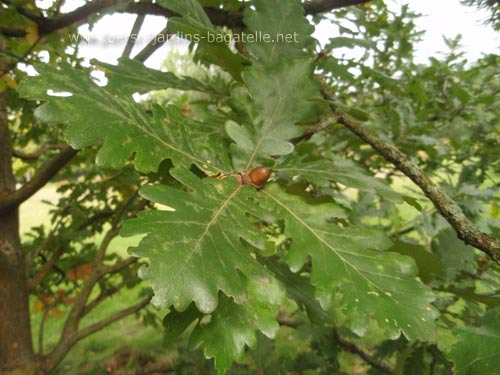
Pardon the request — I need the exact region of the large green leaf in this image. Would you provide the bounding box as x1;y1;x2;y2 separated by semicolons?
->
93;57;210;96
276;155;402;202
261;184;437;340
243;0;315;65
189;280;283;374
159;0;249;81
259;256;332;324
158;0;212;27
226;58;320;169
121;168;277;313
18;63;230;173
447;307;500;375
164;284;282;375
432;228;477;282
167;18;249;80
389;240;446;284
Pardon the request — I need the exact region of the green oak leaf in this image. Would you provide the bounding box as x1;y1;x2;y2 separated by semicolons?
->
157;0;212;27
189;279;283;374
395;345;429;375
159;0;249;81
259;255;332;324
432;228;477;282
227;58;320;170
447;307;500;375
121;168;277;313
243;0;315;65
261;183;437;340
326;36;376;50
163;303;203;342
18;63;230;173
167;18;249;80
389;240;446;284
276;155;402;202
92;57;211;96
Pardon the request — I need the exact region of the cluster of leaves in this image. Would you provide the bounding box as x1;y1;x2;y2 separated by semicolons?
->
16;0;499;374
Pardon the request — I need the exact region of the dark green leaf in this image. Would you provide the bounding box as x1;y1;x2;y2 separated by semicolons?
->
243;0;315;65
448;307;500;375
121;168;280;313
93;57;210;96
261;184;437;340
158;0;212;26
389;240;446;284
18;63;231;173
227;58;320;169
277;155;402;202
189;283;283;374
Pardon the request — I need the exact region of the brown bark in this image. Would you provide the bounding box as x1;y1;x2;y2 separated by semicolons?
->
0;91;36;372
0;145;77;212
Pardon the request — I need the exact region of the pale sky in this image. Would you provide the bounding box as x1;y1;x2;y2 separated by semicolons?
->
36;0;499;68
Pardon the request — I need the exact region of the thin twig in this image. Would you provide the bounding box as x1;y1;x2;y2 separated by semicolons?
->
83;276;140;316
0;146;78;212
75;296;151;342
122;14;145;58
333;330;394;374
25;216;64;271
0;35;42;78
28;246;65;291
133;25;171;63
45;192;142;371
12;144;67;160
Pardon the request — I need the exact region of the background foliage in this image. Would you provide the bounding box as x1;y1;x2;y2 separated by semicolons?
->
1;0;499;374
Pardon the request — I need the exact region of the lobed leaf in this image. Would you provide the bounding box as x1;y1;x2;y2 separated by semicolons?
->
277;155;402;202
93;57;211;96
18;63;231;173
447;307;500;375
227;58;320;169
261;184;437;340
121;168;277;313
157;0;212;27
189;279;283;374
243;0;315;65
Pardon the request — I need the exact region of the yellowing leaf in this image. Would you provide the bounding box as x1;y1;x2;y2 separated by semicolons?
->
26;25;39;45
66;263;93;282
2;74;17;89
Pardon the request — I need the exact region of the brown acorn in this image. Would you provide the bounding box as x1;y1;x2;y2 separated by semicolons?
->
241;167;271;188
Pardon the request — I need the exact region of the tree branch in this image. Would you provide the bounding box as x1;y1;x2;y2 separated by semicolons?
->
334;109;500;262
75;295;151;342
0;146;78;212
122;14;145;59
83;276;140;316
333;330;394;374
12;144;67;160
28;246;65;291
276;315;393;374
0;26;26;38
44;192;142;371
5;0;370;41
304;0;370;15
36;0;130;35
133;26;171;63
